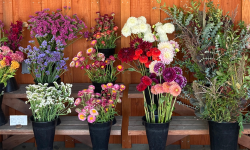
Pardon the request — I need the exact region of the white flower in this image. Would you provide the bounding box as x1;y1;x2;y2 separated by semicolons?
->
159;48;175;64
143;32;155;43
156;25;166;34
157;34;169;42
121;25;131;37
149;60;158;74
131;25;140;34
154;22;163;31
145;24;152;34
138;16;147;24
126;17;138;27
158;42;175;51
162;23;175;34
139;23;148;33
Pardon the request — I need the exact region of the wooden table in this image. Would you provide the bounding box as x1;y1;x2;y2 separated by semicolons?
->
1;83;122;150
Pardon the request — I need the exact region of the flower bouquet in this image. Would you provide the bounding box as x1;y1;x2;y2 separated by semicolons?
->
0;45;24;126
138;61;186;150
21;7;87;84
86;12;120;58
75;83;125;150
159;1;250;149
121;16;175;43
20;40;68;84
0;20;24;92
26;82;74;150
70;47;126;93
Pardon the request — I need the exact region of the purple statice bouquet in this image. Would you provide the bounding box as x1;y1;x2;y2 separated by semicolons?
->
28;6;87;48
19;39;68;84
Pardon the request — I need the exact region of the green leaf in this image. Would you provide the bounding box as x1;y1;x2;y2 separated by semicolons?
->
245;76;250;80
216;71;224;76
159;97;165;104
127;68;136;71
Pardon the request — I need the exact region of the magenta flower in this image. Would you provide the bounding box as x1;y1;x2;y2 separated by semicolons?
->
113;84;120;90
153;62;165;75
173;67;183;75
162;68;177;82
88;85;95;90
74;98;81;106
90;109;99;116
174;74;184;88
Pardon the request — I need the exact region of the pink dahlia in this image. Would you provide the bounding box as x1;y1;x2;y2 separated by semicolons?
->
170;84;181;97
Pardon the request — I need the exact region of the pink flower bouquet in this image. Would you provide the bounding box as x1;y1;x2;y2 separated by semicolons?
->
75;83;125;123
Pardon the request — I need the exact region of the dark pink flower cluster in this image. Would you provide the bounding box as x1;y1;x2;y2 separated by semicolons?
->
28;7;87;45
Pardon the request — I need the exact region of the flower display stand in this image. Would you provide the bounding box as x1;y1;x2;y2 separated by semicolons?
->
0;83;122;150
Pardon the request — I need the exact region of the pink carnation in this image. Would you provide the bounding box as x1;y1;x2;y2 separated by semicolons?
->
1;46;11;55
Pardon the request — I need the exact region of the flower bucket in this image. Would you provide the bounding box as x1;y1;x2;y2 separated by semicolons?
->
92;80;116;93
88;120;114;150
34;77;61;87
209;121;239;150
142;115;170;150
31;116;57;150
0;83;7;126
98;48;115;59
5;77;19;92
144;87;158;114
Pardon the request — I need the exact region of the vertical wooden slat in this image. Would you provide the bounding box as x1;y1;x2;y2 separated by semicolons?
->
71;0;91;83
121;0;131;148
64;135;75;148
242;0;250;24
181;136;190;149
61;0;73;84
151;0;160;25
3;0;13;28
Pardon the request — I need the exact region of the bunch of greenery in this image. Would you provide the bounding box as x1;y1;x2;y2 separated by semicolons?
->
26;82;75;122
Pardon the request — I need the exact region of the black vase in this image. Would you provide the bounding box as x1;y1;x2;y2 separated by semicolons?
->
88;120;114;150
31;116;57;150
208;121;239;150
98;48;115;59
92;80;116;93
0;83;7;126
142;115;170;150
5;77;19;92
34;77;61;87
144;87;158;114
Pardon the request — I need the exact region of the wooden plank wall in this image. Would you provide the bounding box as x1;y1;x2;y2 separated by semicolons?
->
0;0;248;147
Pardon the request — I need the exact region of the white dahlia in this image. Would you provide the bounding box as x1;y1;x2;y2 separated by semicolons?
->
158;42;174;51
162;23;175;34
121;25;131;37
138;16;147;24
156;25;167;34
131;25;141;34
143;32;155;43
157;34;169;42
139;23;148;33
126;17;138;28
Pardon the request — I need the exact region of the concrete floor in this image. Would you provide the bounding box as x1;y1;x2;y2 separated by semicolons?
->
9;142;246;150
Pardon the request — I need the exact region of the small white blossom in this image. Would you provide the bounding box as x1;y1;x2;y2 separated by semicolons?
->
121;25;131;37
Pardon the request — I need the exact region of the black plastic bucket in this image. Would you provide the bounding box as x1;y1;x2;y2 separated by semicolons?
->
31;116;57;150
209;121;239;150
5;77;19;92
142;116;170;150
92;80;116;93
88;120;113;150
98;48;115;59
144;87;158;114
0;83;7;126
34;77;61;87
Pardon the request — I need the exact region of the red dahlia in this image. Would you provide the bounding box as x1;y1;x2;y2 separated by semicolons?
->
118;47;135;63
139;55;148;64
145;60;152;68
130;37;143;49
146;51;152;57
136;82;148;92
141;76;152;86
138;41;153;52
135;49;143;56
151;48;161;57
133;55;139;60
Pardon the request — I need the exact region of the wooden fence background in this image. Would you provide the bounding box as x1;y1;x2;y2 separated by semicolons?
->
0;0;250;148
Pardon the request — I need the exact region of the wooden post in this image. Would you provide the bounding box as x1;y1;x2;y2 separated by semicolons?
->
181;136;190;149
121;0;131;148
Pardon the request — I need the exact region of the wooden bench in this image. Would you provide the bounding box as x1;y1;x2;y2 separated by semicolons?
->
1;83;122;150
127;84;250;149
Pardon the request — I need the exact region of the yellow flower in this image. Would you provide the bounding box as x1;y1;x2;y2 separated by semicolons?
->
0;60;6;69
236;83;241;89
10;60;20;71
